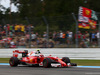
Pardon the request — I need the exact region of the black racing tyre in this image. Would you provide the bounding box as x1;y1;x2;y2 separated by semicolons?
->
62;57;70;64
9;57;19;67
71;63;77;66
43;58;51;68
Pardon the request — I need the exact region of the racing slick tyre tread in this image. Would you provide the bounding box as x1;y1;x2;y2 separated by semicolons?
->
43;58;51;68
62;57;70;64
9;57;19;67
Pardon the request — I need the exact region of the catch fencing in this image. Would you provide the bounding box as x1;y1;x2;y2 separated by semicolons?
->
0;15;100;48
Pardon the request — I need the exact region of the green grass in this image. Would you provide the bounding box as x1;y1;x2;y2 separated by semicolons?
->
0;58;10;63
0;58;100;66
71;59;100;66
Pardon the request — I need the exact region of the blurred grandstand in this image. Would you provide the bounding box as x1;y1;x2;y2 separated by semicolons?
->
0;14;99;48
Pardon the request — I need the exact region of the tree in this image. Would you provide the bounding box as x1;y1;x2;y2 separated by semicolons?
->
0;0;100;32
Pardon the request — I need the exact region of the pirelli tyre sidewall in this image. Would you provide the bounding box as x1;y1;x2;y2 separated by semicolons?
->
9;57;19;67
43;58;51;68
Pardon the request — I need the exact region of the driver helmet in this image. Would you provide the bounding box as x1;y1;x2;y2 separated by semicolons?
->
35;49;41;54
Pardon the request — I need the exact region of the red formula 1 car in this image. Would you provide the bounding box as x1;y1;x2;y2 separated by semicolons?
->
9;49;77;68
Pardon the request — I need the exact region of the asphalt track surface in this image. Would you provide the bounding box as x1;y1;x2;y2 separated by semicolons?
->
0;65;100;75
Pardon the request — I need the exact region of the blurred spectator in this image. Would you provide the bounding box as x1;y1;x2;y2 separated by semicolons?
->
17;24;21;36
9;31;13;38
75;31;82;45
12;24;15;33
43;32;47;39
42;39;47;48
4;24;10;34
89;31;92;43
0;40;4;48
20;24;25;35
59;31;63;44
79;40;87;48
68;31;73;47
1;31;6;36
7;24;10;32
9;39;16;48
56;32;60;45
31;32;36;42
0;25;3;31
37;38;43;48
91;31;96;47
14;24;18;34
16;37;20;46
53;31;57;42
10;24;13;32
49;32;52;39
78;31;82;43
85;31;89;42
66;31;69;46
26;25;30;33
18;39;26;48
0;33;2;40
96;31;100;46
48;39;54;48
0;37;12;48
36;32;39;37
30;24;34;31
62;32;66;44
4;24;6;30
36;37;40;45
25;32;30;43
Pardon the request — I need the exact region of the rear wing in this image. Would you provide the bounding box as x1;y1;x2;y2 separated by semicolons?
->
13;50;28;57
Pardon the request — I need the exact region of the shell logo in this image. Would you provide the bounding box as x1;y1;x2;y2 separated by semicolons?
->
86;10;90;15
58;59;61;61
30;58;33;62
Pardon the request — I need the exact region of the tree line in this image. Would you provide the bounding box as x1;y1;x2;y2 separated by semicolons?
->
0;0;100;33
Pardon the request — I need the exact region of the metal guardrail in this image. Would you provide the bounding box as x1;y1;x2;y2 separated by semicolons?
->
0;48;100;60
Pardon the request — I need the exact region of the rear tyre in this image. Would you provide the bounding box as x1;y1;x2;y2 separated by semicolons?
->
9;57;19;67
62;57;70;64
43;58;51;68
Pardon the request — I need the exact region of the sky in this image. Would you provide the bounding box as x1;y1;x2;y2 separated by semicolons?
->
0;0;17;12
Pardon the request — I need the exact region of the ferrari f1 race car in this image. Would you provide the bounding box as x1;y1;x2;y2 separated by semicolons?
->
9;49;77;68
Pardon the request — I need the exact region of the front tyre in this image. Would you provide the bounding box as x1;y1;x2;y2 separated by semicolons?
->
62;57;77;66
9;57;19;67
71;63;77;66
43;58;51;68
62;57;70;64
